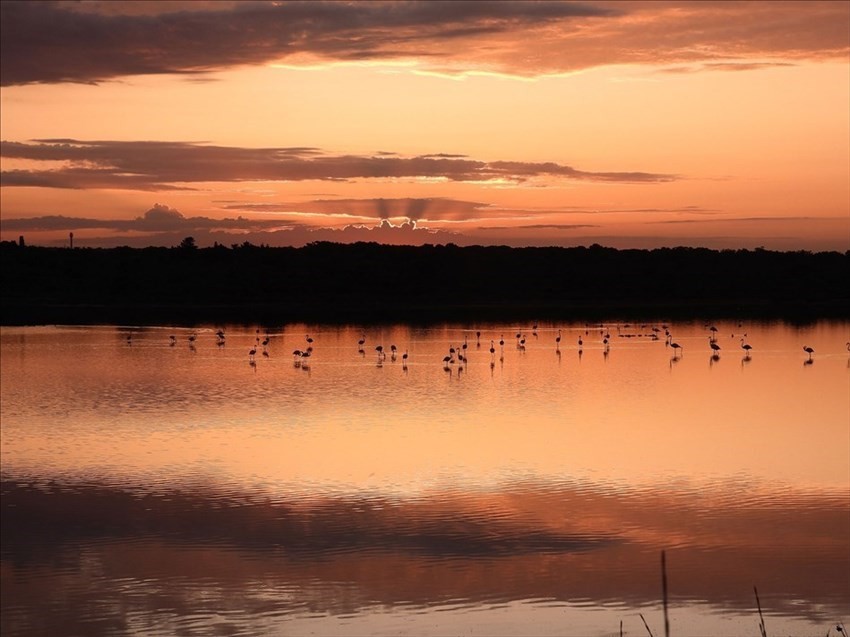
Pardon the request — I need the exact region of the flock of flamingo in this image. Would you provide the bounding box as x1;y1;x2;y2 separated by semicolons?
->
144;322;849;369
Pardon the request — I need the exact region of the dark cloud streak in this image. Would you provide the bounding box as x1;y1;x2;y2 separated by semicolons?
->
4;1;845;87
0;139;677;189
0;0;612;86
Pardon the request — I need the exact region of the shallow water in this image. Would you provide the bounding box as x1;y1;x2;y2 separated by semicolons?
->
2;320;848;636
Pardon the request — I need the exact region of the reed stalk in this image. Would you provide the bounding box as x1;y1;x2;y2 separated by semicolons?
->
754;586;767;637
662;551;670;637
639;612;655;637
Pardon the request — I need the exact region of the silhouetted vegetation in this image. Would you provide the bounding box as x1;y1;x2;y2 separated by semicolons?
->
2;241;848;324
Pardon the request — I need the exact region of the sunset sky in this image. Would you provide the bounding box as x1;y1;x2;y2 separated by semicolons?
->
1;0;848;251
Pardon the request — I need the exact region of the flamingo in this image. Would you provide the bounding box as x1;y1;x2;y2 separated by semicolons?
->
248;346;257;360
709;337;721;355
670;342;683;356
305;334;314;345
803;345;814;360
358;335;366;349
402;350;409;364
555;329;562;348
578;336;583;348
740;339;752;355
489;340;496;358
169;335;176;347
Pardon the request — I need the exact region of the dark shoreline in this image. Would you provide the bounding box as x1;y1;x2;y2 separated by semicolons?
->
3;299;848;328
3;241;848;326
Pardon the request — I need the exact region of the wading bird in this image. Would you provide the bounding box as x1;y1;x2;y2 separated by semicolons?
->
709;337;721;355
803;345;814;360
740;339;753;356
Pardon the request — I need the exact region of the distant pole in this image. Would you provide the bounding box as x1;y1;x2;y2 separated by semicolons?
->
69;232;74;249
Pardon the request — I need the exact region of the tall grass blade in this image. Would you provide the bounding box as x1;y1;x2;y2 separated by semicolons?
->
754;585;767;637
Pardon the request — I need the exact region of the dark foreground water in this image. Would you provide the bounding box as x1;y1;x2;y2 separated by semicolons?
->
2;320;848;636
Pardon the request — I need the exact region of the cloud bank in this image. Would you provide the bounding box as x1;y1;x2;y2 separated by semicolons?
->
0;139;677;190
2;1;846;86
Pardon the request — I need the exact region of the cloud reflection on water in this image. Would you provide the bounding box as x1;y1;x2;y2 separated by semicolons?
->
2;475;847;632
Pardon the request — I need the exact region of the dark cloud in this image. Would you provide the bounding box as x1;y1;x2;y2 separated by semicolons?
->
0;205;467;248
0;204;290;233
0;0;612;86
3;1;845;86
222;197;497;222
0;139;677;189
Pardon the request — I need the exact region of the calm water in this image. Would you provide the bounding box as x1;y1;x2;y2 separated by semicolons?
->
1;320;848;637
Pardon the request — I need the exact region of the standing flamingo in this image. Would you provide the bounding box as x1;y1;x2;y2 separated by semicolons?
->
709;337;721;355
670;341;683;356
803;345;814;360
740;339;753;356
555;329;562;349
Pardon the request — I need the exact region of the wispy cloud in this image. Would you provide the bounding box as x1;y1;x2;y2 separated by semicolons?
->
1;1;845;86
0;139;677;190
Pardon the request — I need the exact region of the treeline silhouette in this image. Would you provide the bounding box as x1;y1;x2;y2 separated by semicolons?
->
2;240;848;324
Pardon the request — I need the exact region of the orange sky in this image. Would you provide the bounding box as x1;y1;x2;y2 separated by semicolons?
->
1;0;848;250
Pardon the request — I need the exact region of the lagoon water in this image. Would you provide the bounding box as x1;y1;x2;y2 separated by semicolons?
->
1;320;848;637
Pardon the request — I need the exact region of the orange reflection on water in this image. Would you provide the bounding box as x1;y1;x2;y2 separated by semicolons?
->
1;321;848;493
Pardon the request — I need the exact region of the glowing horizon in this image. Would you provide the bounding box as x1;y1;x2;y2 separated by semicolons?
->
1;1;848;251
